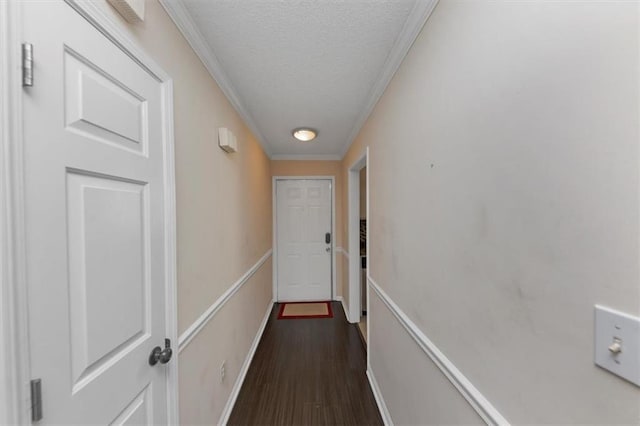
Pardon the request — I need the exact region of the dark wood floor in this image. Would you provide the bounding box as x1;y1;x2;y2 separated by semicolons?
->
228;302;383;426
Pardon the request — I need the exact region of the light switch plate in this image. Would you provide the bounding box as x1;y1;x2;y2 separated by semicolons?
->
595;305;640;386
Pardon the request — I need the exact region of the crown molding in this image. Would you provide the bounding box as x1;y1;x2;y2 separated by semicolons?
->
158;0;272;157
160;0;438;161
340;0;440;158
178;249;272;352
271;154;342;161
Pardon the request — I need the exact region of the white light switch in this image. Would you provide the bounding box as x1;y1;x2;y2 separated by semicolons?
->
595;305;640;386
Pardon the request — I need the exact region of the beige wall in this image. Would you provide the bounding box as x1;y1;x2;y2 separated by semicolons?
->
343;1;640;423
271;160;346;300
95;1;273;423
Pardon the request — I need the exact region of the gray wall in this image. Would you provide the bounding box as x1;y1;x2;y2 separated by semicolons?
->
343;1;640;423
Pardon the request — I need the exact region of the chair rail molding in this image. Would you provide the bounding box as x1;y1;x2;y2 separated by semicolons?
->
336;246;349;259
178;249;273;352
368;276;509;426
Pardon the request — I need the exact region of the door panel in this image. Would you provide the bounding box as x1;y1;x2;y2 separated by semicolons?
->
110;386;153;425
276;180;332;301
66;171;150;392
64;48;148;154
23;1;170;423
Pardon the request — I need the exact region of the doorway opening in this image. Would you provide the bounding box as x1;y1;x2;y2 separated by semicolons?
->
348;149;368;344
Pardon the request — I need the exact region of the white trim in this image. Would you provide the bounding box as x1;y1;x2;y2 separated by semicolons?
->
218;301;273;426
368;276;510;426
271;154;342;161
367;369;393;426
272;176;336;302
365;152;371;369
335;250;350;321
335;296;349;322
348;149;368;324
331;177;337;301
340;0;439;158
157;0;271;157
67;0;169;81
272;177;277;303
178;249;273;352
336;246;349;259
0;1;30;423
159;0;439;161
161;78;180;424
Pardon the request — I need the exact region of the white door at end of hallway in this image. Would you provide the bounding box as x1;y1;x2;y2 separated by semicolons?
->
21;1;172;424
276;179;332;301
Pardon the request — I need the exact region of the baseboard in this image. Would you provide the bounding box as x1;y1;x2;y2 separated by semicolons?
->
218;301;273;425
178;249;272;352
335;296;350;323
368;276;509;426
367;369;393;426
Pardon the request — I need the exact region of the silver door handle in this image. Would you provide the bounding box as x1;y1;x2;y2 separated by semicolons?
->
149;338;173;366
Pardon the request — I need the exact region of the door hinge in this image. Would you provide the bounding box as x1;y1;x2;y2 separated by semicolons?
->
30;378;42;422
22;43;33;87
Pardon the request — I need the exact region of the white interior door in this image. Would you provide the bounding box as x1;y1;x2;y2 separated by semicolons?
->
276;179;332;301
22;2;172;424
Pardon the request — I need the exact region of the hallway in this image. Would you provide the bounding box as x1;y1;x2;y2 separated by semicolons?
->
2;1;640;424
228;302;382;425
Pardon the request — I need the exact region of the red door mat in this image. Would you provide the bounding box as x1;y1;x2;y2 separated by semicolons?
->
277;301;333;319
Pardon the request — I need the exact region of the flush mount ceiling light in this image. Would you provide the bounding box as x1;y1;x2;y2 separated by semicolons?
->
292;128;317;142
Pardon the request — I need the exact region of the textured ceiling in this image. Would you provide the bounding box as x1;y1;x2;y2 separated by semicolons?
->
165;0;436;159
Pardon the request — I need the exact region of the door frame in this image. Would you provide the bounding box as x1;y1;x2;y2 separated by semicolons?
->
0;1;179;423
347;148;369;327
1;1;29;423
272;176;337;302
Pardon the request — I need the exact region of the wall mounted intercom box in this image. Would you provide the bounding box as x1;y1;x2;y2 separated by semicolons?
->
218;127;237;153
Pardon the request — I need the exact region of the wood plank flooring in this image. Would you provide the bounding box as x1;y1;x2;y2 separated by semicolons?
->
228;302;383;426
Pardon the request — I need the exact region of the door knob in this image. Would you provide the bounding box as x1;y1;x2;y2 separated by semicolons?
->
149;338;173;366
